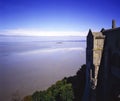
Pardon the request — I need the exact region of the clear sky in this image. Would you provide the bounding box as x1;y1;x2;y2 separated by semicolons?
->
0;0;120;36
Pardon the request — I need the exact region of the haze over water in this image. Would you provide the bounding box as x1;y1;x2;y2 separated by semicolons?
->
0;36;86;101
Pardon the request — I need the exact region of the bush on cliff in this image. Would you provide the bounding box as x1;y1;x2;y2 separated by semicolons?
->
23;64;86;101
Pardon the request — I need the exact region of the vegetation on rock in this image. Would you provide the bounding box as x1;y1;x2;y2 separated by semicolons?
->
22;64;86;101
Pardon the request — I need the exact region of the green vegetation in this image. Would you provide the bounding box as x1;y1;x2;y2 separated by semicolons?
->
23;80;74;101
23;64;86;101
67;64;86;101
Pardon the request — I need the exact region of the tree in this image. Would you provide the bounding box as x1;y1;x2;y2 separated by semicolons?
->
67;64;86;101
60;83;74;101
32;91;40;101
23;64;86;101
31;79;74;101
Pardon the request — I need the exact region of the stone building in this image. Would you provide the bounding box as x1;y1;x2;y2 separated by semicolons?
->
82;29;105;101
83;20;120;101
96;21;120;101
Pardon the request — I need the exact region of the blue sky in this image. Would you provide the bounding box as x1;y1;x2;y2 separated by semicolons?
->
0;0;120;36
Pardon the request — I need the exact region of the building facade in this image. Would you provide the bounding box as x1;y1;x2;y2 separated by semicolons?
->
83;20;120;101
96;23;120;101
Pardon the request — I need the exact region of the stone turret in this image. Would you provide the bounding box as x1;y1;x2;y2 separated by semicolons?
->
112;20;116;28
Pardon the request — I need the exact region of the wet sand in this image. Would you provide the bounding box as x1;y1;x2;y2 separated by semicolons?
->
0;37;86;101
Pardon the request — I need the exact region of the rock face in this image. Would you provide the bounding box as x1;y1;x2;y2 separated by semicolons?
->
83;20;120;101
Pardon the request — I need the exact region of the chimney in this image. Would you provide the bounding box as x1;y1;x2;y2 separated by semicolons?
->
112;20;116;28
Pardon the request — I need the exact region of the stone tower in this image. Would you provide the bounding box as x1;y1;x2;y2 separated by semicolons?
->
83;29;105;101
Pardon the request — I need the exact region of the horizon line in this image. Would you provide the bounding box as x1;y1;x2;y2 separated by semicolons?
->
0;29;88;36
